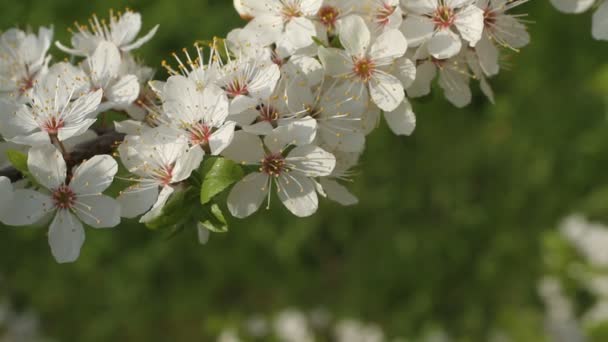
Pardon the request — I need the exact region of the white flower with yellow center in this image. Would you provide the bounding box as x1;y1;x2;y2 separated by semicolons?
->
223;131;336;218
318;15;408;112
240;0;322;56
56;9;159;56
2;145;120;263
0;67;102;146
0;27;53;100
117;128;204;222
401;0;485;59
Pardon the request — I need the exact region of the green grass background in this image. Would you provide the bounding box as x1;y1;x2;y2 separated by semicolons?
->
1;0;608;340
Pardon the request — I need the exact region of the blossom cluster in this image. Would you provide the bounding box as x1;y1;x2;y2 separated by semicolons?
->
551;0;608;40
0;1;531;263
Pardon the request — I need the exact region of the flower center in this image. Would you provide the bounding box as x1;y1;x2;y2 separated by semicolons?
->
281;3;302;20
375;3;396;26
318;6;340;29
433;6;455;29
187;122;212;146
484;8;497;28
52;185;77;210
42;116;65;135
256;103;280;126
19;76;34;95
261;153;287;177
152;164;175;186
226;79;249;98
353;58;376;81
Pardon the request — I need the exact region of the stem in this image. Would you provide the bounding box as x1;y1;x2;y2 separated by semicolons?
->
0;129;126;183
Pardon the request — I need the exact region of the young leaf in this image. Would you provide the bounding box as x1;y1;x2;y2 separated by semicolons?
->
199;203;228;233
200;158;244;205
145;187;197;230
6;150;28;174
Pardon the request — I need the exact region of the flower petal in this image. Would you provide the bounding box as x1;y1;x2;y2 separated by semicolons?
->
209;122;236;155
48;210;85;263
593;0;608;41
453;5;484;46
118;185;160;219
286;145;336;177
2;189;53;226
338;15;371;57
28;144;66;190
319;178;358;206
140;185;174;223
370;29;407;65
428;29;462;60
384;98;416;136
75;195;121;228
70;155;118;195
369;72;405;112
221;131;265;165
227;172;268;219
277;174;318;217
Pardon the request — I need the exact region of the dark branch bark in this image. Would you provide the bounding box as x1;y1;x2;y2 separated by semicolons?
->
0;130;125;183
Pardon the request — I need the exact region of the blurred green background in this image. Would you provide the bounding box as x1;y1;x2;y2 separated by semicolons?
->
1;0;608;341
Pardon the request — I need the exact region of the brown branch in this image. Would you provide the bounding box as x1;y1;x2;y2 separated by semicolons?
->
0;129;125;183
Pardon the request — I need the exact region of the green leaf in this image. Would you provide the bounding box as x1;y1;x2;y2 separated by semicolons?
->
5;149;38;186
145;188;197;231
6;150;28;174
200;158;244;205
199;203;228;233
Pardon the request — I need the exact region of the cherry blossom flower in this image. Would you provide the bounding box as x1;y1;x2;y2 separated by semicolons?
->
0;27;53;100
318;15;408;112
0;67;102;146
401;0;485;59
2;145;120;263
117;128;204;222
56;9;159;56
224;131;336;218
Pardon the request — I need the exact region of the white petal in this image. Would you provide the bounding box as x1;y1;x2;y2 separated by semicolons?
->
338;15;371;57
404;0;438;13
593;0;608;41
384;99;416;136
243;14;284;46
172;147;204;183
48;210;85;263
209;122;236;155
279;17;316;54
140;185;174;223
475;34;499;76
319;178;358;206
453;5;484;46
75;195;120;228
202;85;230;126
70;155;118;195
400;16;435;47
227;172;268;219
62;89;103;124
439;68;472;108
277;174;318;217
394;57;417;88
89;41;121;86
163;75;205;123
369;73;405;112
10;131;51;146
57;119;98;142
2;189;53;226
406;61;437;98
118;185;160;219
275;117;318;146
221;131;265;165
28;145;66;190
286;145;336;177
318;47;353;76
106;74;140;105
370;29;407;65
110;11;142;46
550;0;595;13
428;29;462;59
122;25;159;51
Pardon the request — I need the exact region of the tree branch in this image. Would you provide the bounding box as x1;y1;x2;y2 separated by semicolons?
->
0;130;126;183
